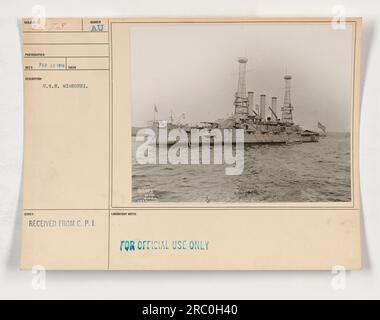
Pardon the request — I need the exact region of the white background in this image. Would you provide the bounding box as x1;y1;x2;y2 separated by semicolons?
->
0;0;379;300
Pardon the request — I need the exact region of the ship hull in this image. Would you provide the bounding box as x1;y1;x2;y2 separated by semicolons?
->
301;135;319;143
134;125;316;145
141;130;304;145
242;131;301;144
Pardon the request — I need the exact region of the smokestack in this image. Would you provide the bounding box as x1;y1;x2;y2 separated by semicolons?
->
282;75;293;123
248;92;254;115
237;57;248;98
271;97;278;119
234;58;249;120
260;95;266;120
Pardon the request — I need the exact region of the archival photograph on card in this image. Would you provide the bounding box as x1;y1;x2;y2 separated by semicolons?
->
131;23;354;204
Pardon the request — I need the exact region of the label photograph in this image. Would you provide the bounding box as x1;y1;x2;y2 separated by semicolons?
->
21;18;362;270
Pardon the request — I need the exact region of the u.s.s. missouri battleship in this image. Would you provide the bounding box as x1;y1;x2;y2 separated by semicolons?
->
134;57;320;145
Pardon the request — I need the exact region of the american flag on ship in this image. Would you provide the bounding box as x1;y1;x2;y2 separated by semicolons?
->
318;121;326;133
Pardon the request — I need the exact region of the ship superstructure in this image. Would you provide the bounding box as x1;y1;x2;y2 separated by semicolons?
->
218;57;316;144
138;57;320;145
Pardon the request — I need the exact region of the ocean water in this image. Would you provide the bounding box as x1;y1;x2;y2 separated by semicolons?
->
132;133;351;203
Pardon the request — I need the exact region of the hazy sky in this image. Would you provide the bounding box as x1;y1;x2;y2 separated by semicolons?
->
130;23;353;132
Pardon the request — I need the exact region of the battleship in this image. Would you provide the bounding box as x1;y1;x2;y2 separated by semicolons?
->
133;57;320;145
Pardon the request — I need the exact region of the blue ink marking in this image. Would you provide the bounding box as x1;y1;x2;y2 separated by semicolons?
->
91;24;104;32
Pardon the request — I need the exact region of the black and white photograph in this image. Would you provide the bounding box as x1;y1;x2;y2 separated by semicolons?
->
131;23;354;203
